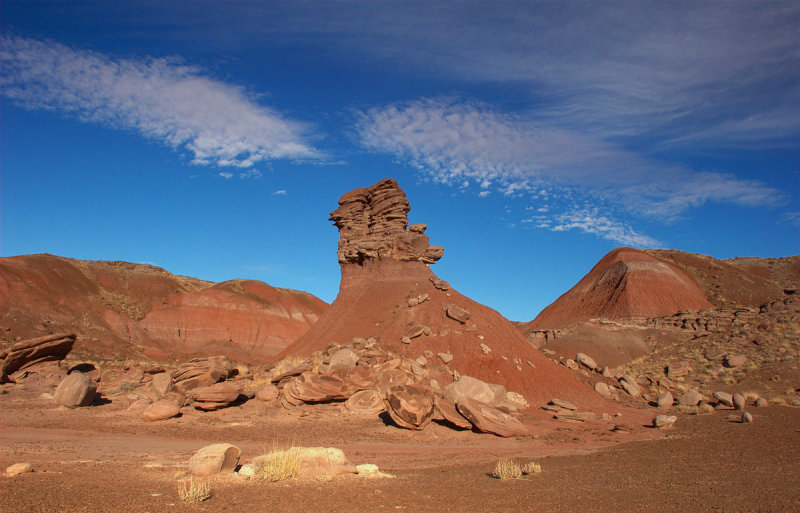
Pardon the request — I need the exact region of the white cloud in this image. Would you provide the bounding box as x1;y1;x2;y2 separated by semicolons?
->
218;172;234;179
551;210;660;248
273;189;287;196
1;36;322;170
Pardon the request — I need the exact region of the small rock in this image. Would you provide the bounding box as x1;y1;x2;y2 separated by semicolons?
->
189;443;241;476
237;463;256;478
594;382;611;398
713;391;734;407
356;463;380;475
255;384;279;402
619;375;641;398
142;399;181;421
755;397;768;407
151;372;173;399
678;390;703;406
480;343;491;355
656;391;674;408
5;462;33;476
550;398;577;410
732;393;746;411
724;354;747;368
401;336;411;344
438;352;453;364
742;411;753;423
423;350;434;359
653;415;677;428
328;348;360;371
444;304;470;324
564;359;579;371
576;353;597;371
667;360;690;378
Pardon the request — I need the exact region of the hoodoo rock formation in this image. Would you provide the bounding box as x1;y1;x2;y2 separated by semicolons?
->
0;254;328;362
281;179;598;409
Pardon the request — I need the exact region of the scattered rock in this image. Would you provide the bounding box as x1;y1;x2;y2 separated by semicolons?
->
713;391;734;407
385;384;435;430
188;382;243;410
5;462;33;476
755;397;768;408
550;398;578;410
667;360;690;378
255;384;279;402
619;375;641;398
151;372;173;399
444;304;470;324
724;354;748;368
188;443;241;476
678;390;703;407
437;352;453;364
480;343;491;355
564;359;579;371
733;393;746;411
554;411;596;422
54;372;98;408
141;399;181;421
173;356;236;393
431;278;450;291
504;391;529;411
328;348;359;371
594;382;612;398
456;397;529;437
742;412;753;423
576;353;597;371
657;391;674;408
653;415;677;428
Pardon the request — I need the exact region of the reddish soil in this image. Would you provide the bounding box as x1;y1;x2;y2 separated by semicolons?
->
2;380;798;512
522;247;712;332
0;254;328;362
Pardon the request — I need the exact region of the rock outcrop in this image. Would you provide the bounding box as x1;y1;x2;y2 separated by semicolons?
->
0;333;76;383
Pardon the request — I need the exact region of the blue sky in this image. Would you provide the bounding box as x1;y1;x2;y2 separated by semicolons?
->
2;1;798;321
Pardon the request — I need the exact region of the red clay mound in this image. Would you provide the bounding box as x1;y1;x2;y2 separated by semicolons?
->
522;247;712;331
281;179;597;409
0;254;327;362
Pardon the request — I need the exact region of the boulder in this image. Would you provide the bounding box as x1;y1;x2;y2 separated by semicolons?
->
173;356;236;393
188;443;241;476
255;384;279;402
151;372;173;399
653;415;677;428
0;333;76;383
54;372;97;408
575;353;597;371
678;390;703;407
742;412;753;423
345;390;385;415
385;384;435;430
434;397;472;429
444;375;495;405
295;447;356;480
667;360;690;378
188;382;242;410
619;375;641;398
657;391;674;408
713;391;734;407
284;373;352;404
141;399;181;421
456;397;529;437
374;368;413;395
733;393;746;411
328;348;359;371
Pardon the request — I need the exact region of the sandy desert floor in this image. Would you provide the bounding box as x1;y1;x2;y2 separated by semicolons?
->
2;385;799;513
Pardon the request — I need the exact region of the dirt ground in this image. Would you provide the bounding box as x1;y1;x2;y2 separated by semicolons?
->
2;385;799;513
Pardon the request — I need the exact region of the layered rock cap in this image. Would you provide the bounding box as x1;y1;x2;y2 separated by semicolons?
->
329;178;444;266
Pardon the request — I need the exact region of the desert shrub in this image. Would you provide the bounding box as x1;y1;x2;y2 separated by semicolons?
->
253;447;302;482
491;459;523;480
116;381;140;393
178;478;211;503
698;403;715;415
521;461;542;475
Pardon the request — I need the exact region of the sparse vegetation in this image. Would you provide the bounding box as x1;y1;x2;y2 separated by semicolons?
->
252;447;302;482
178;478;211;503
698;403;715;415
521;461;542;475
491;459;523;480
116;381;140;393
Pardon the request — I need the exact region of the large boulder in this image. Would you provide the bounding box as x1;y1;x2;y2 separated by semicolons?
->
141;399;181;421
188;443;241;476
172;356;236;393
0;333;76;383
54;372;97;408
188;382;242;410
328;348;359;371
678;390;704;407
345;390;385;415
283;372;352;404
385;384;435;430
456;397;529;437
444;375;495;405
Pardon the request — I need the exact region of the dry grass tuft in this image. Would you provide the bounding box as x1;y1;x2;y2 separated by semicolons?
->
491;459;523;480
521;461;542;475
178;478;211;503
253;447;302;482
698;403;715;415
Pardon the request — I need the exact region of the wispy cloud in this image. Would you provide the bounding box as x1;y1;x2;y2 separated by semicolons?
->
1;36;322;169
273;189;287;196
550;210;659;248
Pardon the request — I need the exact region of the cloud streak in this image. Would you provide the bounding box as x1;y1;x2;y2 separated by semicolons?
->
356;98;782;245
1;36;322;169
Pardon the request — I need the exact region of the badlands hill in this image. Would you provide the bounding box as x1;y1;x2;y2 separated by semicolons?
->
0;254;327;362
281;178;598;408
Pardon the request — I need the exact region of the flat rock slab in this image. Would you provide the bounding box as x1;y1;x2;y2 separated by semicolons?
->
457;397;529;437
